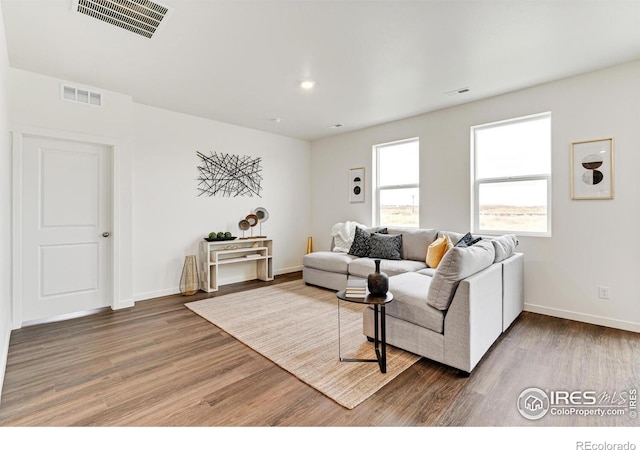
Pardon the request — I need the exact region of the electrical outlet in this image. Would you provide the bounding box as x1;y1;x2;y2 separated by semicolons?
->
598;286;611;300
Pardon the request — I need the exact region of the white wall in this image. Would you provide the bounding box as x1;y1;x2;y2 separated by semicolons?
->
8;68;135;314
310;60;640;333
131;104;310;300
0;2;13;400
6;68;310;306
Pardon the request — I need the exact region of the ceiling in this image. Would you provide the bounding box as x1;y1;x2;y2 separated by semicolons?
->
2;1;640;141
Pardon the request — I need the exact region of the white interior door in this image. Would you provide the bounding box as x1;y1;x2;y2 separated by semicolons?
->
21;136;112;323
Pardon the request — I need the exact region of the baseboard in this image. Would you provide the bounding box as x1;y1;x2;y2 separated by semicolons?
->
133;267;303;302
525;303;640;333
0;320;11;406
133;287;180;302
274;265;303;276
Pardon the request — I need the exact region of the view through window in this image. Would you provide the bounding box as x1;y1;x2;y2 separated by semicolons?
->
374;138;419;227
472;112;551;235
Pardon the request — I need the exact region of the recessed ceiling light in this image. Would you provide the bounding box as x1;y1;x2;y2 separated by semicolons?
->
300;80;316;89
269;117;282;123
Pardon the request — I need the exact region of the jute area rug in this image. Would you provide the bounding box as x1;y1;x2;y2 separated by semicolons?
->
185;280;421;409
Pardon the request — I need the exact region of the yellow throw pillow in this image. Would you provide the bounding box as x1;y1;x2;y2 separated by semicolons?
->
426;235;453;268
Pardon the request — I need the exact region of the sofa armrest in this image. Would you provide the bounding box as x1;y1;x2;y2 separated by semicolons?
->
443;262;503;372
502;252;524;331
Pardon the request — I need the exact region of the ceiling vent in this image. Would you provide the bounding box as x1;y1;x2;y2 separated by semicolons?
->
72;0;171;39
60;83;103;107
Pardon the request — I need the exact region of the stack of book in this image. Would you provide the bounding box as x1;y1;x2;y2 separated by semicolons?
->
345;279;367;298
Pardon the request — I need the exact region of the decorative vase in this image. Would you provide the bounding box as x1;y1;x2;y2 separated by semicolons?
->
179;255;200;296
367;259;389;296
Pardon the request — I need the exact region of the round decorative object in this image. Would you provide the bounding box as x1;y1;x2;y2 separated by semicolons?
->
367;259;389;296
245;214;259;227
253;207;269;223
238;219;251;231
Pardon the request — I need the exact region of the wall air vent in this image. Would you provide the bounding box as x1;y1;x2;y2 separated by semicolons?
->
60;83;103;107
72;0;171;39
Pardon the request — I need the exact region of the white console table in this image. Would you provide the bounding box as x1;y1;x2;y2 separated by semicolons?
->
198;238;273;292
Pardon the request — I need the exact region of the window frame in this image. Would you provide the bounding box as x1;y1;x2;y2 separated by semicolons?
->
471;112;552;237
373;137;420;228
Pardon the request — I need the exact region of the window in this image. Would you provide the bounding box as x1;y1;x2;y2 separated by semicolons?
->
374;138;419;227
472;112;551;236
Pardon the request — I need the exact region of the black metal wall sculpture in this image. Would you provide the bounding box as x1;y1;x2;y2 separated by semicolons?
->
196;151;263;197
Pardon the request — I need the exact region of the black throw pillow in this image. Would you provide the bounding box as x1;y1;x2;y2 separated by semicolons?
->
368;233;403;260
348;227;389;257
348;226;372;257
454;232;482;248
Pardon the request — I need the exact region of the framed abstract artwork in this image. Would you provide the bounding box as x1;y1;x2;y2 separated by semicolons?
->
571;138;614;200
349;167;365;203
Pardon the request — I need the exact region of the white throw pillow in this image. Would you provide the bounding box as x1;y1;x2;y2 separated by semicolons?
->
426;240;495;310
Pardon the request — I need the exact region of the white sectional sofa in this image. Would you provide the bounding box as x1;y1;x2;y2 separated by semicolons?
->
303;225;524;374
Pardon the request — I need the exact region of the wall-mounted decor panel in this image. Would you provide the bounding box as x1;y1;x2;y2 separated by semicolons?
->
197;151;263;198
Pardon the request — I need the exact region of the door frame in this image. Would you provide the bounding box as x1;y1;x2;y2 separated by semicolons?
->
12;126;129;329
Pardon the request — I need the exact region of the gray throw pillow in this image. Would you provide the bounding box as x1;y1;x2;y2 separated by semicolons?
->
368;233;402;260
426;240;495;310
491;234;518;263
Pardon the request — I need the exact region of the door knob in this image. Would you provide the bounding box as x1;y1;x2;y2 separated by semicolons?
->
102;232;110;238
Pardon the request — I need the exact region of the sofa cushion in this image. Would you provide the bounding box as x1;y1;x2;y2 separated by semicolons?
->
368;233;402;260
426;234;453;268
384;272;445;333
416;267;437;277
348;257;427;278
303;251;357;274
427;240;496;310
439;230;465;245
387;227;439;262
491;234;518;262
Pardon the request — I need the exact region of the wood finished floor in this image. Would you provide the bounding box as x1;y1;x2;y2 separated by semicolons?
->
1;271;638;427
